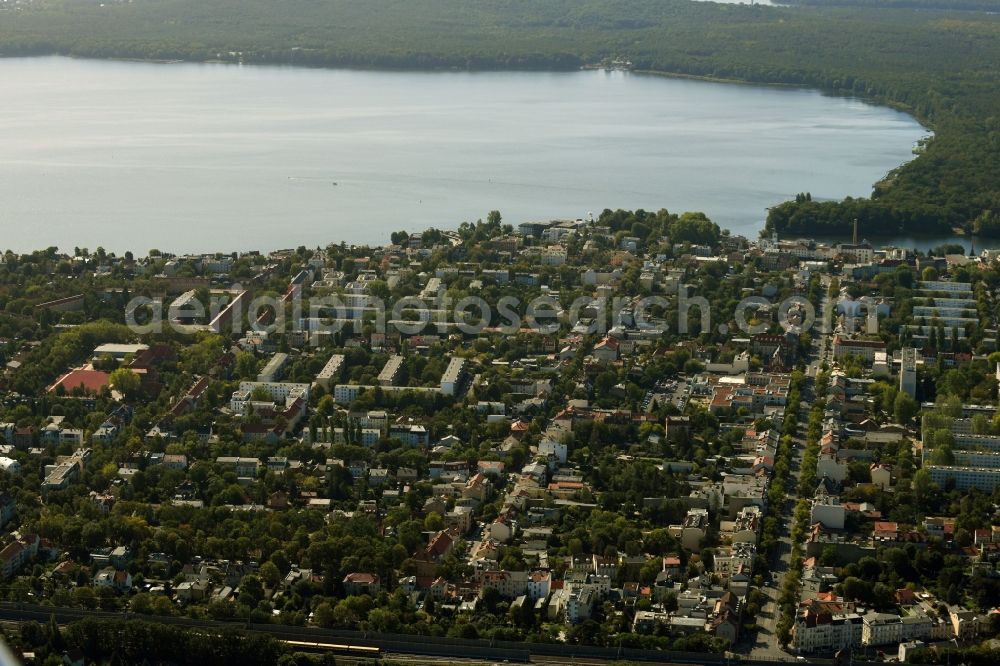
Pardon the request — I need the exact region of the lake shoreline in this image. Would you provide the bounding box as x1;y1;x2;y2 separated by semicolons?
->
0;56;927;254
35;52;929;131
630;67;928;130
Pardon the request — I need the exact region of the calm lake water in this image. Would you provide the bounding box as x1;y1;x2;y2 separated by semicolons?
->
693;0;780;5
0;56;928;254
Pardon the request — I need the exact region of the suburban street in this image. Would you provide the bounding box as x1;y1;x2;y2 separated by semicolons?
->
745;406;808;661
745;280;832;660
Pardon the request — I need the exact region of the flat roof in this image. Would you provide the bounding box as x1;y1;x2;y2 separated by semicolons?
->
442;357;466;383
94;343;149;355
378;355;405;381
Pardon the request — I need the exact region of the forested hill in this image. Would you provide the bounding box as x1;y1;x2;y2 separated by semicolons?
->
3;0;1000;237
779;0;1000;12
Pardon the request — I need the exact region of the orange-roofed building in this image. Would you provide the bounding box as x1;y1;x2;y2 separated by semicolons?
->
874;521;899;542
47;368;110;395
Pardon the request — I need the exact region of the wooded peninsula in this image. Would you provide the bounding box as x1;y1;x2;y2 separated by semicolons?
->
2;0;1000;237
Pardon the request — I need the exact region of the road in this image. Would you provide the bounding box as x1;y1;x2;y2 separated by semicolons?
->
807;276;834;376
745;410;807;661
745;281;831;660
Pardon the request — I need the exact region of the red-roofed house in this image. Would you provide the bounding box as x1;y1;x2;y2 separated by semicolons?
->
510;420;530;438
414;529;457;579
478;460;506;477
592;336;620;362
343;572;380;596
662;555;682;578
874;521;899;542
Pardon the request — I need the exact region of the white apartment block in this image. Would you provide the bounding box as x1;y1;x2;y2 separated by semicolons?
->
314;353;345;389
231;382;309;412
793;611;863;653
440;357;466;396
926;464;1000;492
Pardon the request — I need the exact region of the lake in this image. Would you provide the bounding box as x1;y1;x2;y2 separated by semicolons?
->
0;56;928;254
693;0;781;5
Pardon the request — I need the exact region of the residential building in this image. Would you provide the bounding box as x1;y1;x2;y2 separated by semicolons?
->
315;353;345;389
343;572;381;596
899;347;918;398
832;335;887;363
0;533;39;579
440;357;466;396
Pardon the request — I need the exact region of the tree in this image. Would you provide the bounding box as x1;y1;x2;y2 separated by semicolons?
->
238;575;265;606
109;368;140;398
840;576;873;603
20;620;44;647
424;512;443;531
819;545;841;567
93;353;118;372
366;279;391;302
313;602;335;628
250;385;274;402
937;394;963;418
480;586;502;614
873;582;895;610
912;468;935;503
47;613;64;652
895;265;914;288
893;392;919;424
670;212;720;245
971;413;991;435
973;209;1000;237
930;444;955;465
259;561;281;589
235;352;259;379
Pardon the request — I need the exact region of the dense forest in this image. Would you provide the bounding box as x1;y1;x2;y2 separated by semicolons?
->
781;0;1000;11
2;0;1000;237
